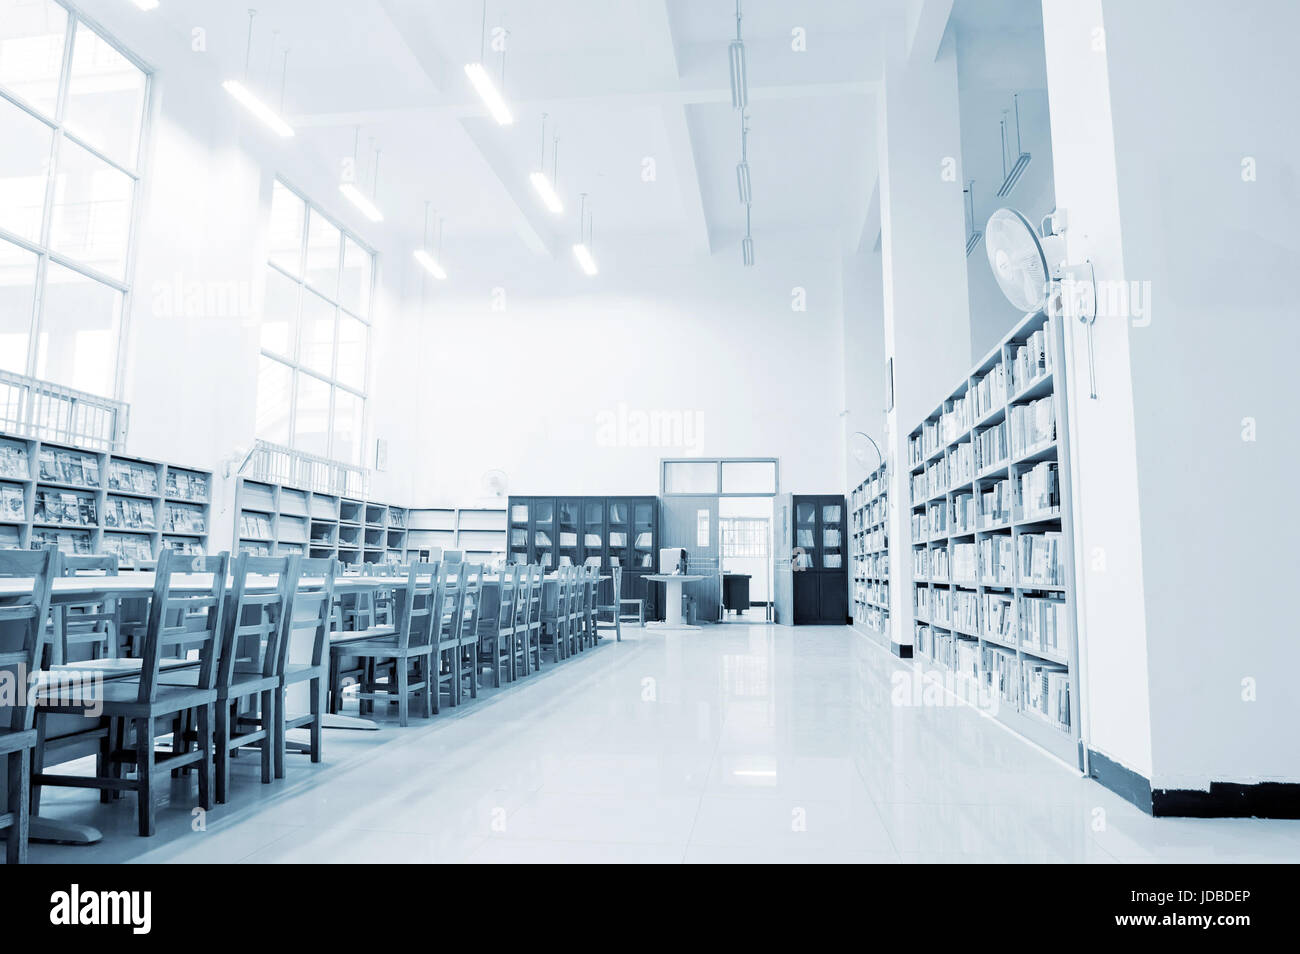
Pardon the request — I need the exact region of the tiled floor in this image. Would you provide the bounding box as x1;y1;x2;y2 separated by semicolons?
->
28;624;1300;863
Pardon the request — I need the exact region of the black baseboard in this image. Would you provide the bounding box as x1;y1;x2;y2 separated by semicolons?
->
890;642;913;659
1089;748;1300;818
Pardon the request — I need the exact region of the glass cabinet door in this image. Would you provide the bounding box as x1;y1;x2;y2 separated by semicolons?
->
632;500;655;570
821;499;844;570
533;498;555;568
509;499;530;564
583;499;605;568
557;498;581;567
795;500;817;568
607;499;629;568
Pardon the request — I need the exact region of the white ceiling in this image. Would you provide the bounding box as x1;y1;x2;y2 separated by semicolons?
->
154;0;904;262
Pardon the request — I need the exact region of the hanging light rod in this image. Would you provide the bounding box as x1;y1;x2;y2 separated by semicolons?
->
223;10;294;138
414;203;447;279
964;180;982;256
572;193;597;276
340;132;383;222
728;0;747;110
736;113;752;204
464;2;512;125
996;93;1032;197
529;114;563;213
742;203;755;267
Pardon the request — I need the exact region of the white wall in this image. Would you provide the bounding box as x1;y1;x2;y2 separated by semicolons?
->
1097;0;1300;788
840;248;887;492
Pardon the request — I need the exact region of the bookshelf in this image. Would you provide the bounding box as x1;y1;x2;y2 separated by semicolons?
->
233;477;409;566
850;462;890;643
0;431;212;565
404;506;507;565
905;310;1080;765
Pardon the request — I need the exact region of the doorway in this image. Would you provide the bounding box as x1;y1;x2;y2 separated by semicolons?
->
719;497;774;622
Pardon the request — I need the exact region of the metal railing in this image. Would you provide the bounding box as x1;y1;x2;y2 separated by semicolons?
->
239;438;368;497
0;370;128;451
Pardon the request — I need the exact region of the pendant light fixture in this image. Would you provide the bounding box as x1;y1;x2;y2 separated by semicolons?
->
465;1;513;125
340;129;384;222
742;203;755;267
413;202;448;280
736;113;752;204
729;0;748;110
996;93;1032;197
223;9;294;138
572;194;598;276
528;114;563;213
964;180;982;256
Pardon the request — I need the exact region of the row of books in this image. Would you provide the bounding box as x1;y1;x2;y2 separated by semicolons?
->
38;448;101;487
1009;395;1056;455
951;492;976;534
940;393;971;444
921;639;1071;733
1021;594;1068;657
909;420;941;466
911;511;929;542
951;542;977;584
166;469;209;502
1010;327;1052;394
104;496;156;530
0;440;29;480
1024;660;1070;731
979;480;1012;528
856;551;888;579
240;512;273;539
971;362;1008;420
108;460;159;495
31;528;92;554
984;593;1015;642
1018;461;1060;519
930;587;951;625
102;533;153;565
953;589;979;632
1018;532;1064;586
1;484;24;520
975;420;1009;472
34;490;97;527
981;535;1015;585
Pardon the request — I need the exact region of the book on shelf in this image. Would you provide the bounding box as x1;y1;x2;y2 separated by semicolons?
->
979;479;1012;528
1019;461;1060;518
982;593;1015;642
34;490;96;527
979;535;1014;585
31;528;92;554
1009;394;1056;455
102;533;153;564
951;543;977;584
165;503;207;535
105;496;156;530
0;440;30;479
951;492;975;533
1023;659;1070;731
1010;327;1052;393
1017;532;1063;586
1020;593;1067;656
38;448;100;487
971;362;1008;419
165;469;209;501
1;484;24;520
108;460;158;495
239;512;272;538
559;532;578;548
975;421;1009;472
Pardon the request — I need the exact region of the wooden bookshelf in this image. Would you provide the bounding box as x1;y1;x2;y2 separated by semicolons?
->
0;431;212;566
234;478;409;566
850;462;889;643
905;310;1080;765
404;506;506;565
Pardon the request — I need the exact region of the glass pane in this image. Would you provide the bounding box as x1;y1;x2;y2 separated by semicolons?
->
260;265;298;357
304;209;340;298
64;23;146;169
0;0;67;118
298;288;335;376
268;181;304;276
796;502;816;524
293;373;330;457
335;311;366;390
0;95;53;242
35;261;122;396
663;460;718;495
721;460;776;495
0;238;37;373
339;236;370;316
49;135;133;279
255;356;291;444
332;388;363;466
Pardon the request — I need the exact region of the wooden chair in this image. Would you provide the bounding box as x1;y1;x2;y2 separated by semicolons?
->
509;564;534;678
348;562;437;727
433;563;462;711
161;553;295;803
0;548;56;863
54;553;120;663
276;557;337;773
596;563;624;642
477;563;517;687
328;572;399;714
617;568;645;628
33;549;230;836
583;564;600;648
540;566;571;662
456;564;484;703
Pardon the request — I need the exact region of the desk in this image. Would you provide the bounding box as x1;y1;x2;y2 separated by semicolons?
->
642;574;707;629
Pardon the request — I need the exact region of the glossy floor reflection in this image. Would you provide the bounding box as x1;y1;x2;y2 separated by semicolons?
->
28;624;1300;863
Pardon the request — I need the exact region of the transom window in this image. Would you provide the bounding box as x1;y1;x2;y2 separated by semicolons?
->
256;180;373;466
0;0;149;398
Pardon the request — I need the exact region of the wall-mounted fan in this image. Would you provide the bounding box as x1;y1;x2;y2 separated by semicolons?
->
849;431;884;476
985;207;1098;398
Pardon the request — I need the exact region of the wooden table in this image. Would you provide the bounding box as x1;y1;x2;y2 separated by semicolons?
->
642;574;708;629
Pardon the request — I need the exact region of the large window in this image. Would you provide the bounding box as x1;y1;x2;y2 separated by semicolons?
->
257;180;373;466
0;0;147;397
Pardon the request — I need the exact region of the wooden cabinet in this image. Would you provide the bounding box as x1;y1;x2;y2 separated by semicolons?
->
791;493;849;625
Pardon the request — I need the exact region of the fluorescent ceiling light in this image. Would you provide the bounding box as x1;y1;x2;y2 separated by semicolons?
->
572;243;598;276
222;80;293;138
729;40;747;110
464;62;512;125
529;172;563;214
339;183;383;222
132;0;159;9
736;160;751;204
742;234;754;267
413;249;447;280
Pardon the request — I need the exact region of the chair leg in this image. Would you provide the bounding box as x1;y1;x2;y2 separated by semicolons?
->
260;690;274;784
196;704;214;811
273;688;286;779
397;664;409;727
215;704;230;805
328;655;341;714
6;750;28;864
136;717;155;837
30;711;46;813
310;676;324;763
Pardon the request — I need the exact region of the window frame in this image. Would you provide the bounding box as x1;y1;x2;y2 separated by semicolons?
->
0;0;153;400
257;177;376;467
660;457;781;497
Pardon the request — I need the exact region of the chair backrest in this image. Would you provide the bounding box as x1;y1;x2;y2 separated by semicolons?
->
281;556;337;672
0;547;57;732
57;553;120;577
610;563;624;604
396;561;437;651
137;549;230;703
511;564;530;630
437;562;463;645
221;553;296;684
496;564;519;635
458;564;484;642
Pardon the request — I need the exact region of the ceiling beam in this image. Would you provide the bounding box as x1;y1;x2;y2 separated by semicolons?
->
907;0;956;64
651;0;711;258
